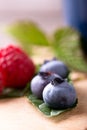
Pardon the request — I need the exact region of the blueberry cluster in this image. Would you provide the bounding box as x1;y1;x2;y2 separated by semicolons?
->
30;58;77;110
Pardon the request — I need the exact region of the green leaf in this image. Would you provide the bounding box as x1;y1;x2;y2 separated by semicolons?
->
0;83;30;99
39;103;51;116
50;109;67;116
28;93;78;117
29;94;44;107
53;27;87;73
0;89;22;98
7;21;50;54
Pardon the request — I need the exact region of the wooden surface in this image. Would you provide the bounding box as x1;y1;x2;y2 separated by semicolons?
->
0;74;87;130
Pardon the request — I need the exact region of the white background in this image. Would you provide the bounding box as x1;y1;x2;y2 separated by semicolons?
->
0;0;61;12
0;0;65;47
0;0;64;33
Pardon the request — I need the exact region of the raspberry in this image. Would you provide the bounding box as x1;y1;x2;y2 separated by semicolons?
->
0;45;35;88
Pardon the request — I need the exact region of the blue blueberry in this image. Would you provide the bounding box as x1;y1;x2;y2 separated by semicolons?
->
30;72;62;99
40;58;70;79
43;77;77;109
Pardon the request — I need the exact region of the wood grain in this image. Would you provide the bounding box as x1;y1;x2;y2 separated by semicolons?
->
0;79;87;130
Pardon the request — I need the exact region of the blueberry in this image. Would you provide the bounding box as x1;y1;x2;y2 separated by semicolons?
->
30;72;62;99
40;58;70;79
43;77;77;109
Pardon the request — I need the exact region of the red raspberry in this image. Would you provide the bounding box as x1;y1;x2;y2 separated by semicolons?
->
0;45;35;88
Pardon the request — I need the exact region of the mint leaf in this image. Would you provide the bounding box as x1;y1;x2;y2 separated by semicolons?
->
53;27;87;73
28;93;78;117
50;109;67;116
0;83;30;98
39;103;51;116
7;21;50;54
0;88;23;98
29;94;43;107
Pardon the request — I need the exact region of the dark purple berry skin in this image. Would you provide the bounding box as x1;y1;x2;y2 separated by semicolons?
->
43;77;77;109
40;59;70;79
30;72;62;99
